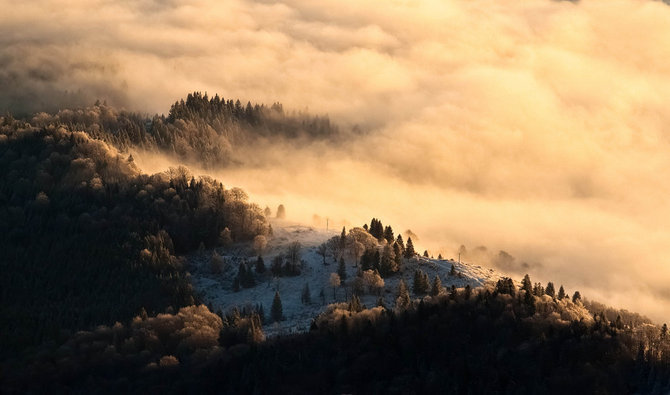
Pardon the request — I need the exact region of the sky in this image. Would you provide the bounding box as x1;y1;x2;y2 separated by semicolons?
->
3;0;670;322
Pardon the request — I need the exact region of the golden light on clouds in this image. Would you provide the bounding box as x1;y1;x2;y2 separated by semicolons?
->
3;0;670;321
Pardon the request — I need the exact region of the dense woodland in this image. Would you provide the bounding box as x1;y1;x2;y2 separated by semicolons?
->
3;96;670;393
27;92;341;168
3;277;670;394
0;115;268;357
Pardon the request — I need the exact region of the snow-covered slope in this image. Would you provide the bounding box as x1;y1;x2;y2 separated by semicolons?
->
187;219;501;336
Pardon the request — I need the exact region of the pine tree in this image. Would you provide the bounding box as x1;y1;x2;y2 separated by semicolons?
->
337;257;347;281
372;249;381;272
348;294;363;312
255;256;266;273
383;225;394;244
396;234;405;251
438;253;443;260
521;274;532;294
430;275;443;296
413;269;429;294
271;291;283;322
558;285;566;300
404;237;415;258
464;284;472;300
545;282;556;298
339;227;347;250
393;242;402;268
276;204;286;219
423;250;429;258
380;244;397;277
396;279;411;311
301;283;311;305
661;323;668;340
572;291;581;303
449;263;456;276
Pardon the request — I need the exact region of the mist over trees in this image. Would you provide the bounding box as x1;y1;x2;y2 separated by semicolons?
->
25;92;343;169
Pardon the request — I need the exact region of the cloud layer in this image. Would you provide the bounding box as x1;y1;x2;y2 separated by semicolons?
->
4;0;670;322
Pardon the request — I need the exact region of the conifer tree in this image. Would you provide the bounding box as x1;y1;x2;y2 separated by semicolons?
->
348;294;363;313
396;279;411;311
545;282;556;298
572;291;582;303
413;269;429;294
423;250;429;258
383;225;394;244
521;274;533;294
301;283;311;305
393;242;402;268
380;244;397;277
464;284;472;300
276;204;286;219
558;285;566;300
438;253;443;260
449;263;456;276
372;250;381;272
404;237;415;258
271;291;283;322
255;256;266;273
430;275;443;296
338;257;347;281
396;234;405;251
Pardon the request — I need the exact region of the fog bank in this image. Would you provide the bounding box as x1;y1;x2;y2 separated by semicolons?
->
5;0;670;322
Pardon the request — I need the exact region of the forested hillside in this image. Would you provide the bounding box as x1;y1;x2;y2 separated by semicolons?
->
0;115;268;356
4;279;670;394
27;92;341;168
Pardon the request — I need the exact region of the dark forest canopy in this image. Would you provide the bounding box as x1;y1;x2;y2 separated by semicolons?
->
21;92;343;168
4;283;670;394
0;117;268;356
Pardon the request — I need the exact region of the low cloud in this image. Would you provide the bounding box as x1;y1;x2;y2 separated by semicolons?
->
4;0;670;322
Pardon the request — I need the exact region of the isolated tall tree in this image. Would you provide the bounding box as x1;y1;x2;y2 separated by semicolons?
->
276;204;286;219
286;241;301;266
301;283;311;305
271;291;283;322
423;250;429;258
264;206;272;217
255;256;266;274
317;243;328;265
404;237;415;258
329;273;341;300
337;257;347;281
